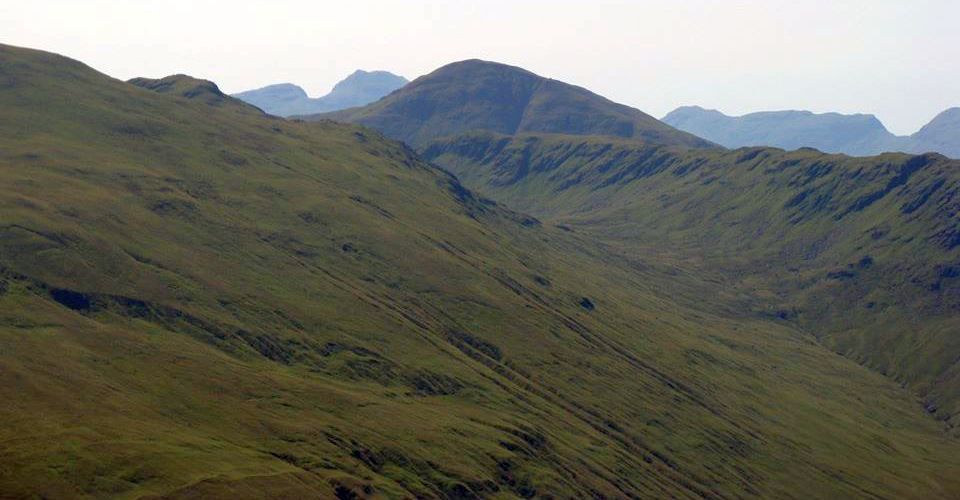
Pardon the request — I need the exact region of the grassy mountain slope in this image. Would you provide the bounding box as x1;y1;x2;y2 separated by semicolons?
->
423;131;960;429
306;59;714;149
3;44;960;499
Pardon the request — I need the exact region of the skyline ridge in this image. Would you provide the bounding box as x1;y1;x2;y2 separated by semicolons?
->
5;0;957;134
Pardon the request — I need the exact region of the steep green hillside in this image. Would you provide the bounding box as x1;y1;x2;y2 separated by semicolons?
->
307;59;714;149
423;131;960;428
3;44;960;499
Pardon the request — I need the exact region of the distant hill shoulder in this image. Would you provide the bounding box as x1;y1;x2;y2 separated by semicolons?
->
911;107;960;158
129;74;260;110
306;59;716;149
663;105;959;158
233;70;407;117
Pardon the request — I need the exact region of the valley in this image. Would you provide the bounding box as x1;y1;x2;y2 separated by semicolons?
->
1;44;959;500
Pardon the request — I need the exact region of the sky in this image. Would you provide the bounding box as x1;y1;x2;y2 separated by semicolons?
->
3;0;958;135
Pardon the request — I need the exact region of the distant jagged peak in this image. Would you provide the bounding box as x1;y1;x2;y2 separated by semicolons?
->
231;69;408;116
329;69;408;96
338;69;408;84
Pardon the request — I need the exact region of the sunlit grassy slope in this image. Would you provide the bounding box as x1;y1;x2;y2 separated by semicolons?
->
2;44;960;499
424;131;960;431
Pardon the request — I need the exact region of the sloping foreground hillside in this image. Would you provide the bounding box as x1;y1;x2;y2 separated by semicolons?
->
424;132;960;431
2;44;960;499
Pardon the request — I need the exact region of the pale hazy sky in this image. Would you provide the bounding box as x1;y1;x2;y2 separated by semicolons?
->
3;0;958;134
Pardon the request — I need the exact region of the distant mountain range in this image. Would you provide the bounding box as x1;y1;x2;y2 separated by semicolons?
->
308;59;714;149
232;70;408;116
663;106;960;158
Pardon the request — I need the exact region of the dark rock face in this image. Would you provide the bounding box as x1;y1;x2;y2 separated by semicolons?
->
232;70;408;117
50;288;92;311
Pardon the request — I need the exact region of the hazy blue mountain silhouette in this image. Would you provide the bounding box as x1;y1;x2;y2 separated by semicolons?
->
233;70;407;117
664;106;959;158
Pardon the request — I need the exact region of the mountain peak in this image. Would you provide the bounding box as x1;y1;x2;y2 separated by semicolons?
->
418;59;543;86
664;105;726;121
232;70;407;116
314;60;714;149
911;107;960;157
329;69;408;96
436;58;533;71
922;106;960;127
344;69;401;79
